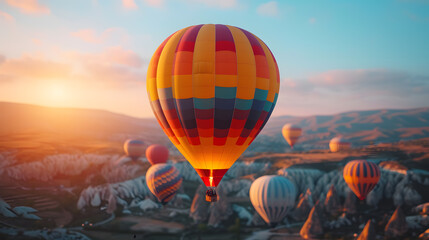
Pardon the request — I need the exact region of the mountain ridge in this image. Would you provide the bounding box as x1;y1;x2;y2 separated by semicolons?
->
1;101;428;152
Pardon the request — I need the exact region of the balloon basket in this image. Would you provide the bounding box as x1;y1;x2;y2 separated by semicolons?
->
205;188;218;202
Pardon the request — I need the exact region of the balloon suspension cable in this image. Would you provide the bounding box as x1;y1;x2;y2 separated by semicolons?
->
205;187;218;202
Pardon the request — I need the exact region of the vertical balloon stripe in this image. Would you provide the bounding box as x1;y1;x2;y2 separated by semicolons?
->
235;29;269;145
174;25;203;146
248;36;279;143
156;28;196;161
226;25;255;139
214;24;237;146
148;31;184;146
368;162;374;177
192;24;216;172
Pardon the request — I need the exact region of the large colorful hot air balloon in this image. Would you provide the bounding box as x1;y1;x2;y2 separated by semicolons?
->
124;139;145;160
146;163;182;204
146;144;169;165
282;124;302;149
250;175;297;227
343;160;380;200
329;137;350;152
147;24;280;201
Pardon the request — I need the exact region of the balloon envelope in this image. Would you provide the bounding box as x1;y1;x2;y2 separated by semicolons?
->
329;137;350;152
124;139;145;160
343;160;380;200
249;175;297;226
147;24;280;196
282;124;302;148
146;144;169;165
146;163;182;204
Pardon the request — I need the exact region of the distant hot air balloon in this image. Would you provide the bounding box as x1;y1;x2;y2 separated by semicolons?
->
329;137;350;152
249;175;297;227
147;24;280;202
282;124;302;149
124;139;145;160
146;144;169;165
343;160;380;200
146;163;182;204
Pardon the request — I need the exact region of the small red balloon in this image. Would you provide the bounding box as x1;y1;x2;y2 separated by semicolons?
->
146;144;169;165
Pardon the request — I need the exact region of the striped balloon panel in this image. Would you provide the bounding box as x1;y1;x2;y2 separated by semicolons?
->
343;160;380;200
146;164;183;204
249;176;297;225
124;139;145;159
329;141;351;153
147;24;279;187
282;127;302;148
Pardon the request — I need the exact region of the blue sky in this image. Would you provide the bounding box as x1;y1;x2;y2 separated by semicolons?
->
0;0;428;117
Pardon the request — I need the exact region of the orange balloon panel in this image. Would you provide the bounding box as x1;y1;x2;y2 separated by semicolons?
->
343;160;380;200
282;124;302;148
147;24;280;188
329;137;350;152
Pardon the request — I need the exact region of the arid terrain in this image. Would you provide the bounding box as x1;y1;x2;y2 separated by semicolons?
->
0;102;428;240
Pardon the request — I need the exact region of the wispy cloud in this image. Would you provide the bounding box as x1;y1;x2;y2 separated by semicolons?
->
0;55;71;81
275;69;429;116
5;0;50;15
143;0;164;8
70;28;130;45
257;1;279;17
0;46;145;88
0;9;14;22
122;0;138;10
65;46;144;68
189;0;238;9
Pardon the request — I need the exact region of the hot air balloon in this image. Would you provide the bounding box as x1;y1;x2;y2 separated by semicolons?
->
343;160;380;200
282;124;302;149
146;144;169;165
329;137;350;152
250;175;297;227
124;139;145;160
146;163;182;204
147;24;280;201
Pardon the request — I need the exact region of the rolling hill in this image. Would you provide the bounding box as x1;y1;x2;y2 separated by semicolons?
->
1;102;428;156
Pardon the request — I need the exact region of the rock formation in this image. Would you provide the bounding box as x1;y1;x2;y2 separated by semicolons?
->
344;189;357;214
414;203;429;215
385;206;409;238
300;204;324;239
189;184;210;223
419;228;429;239
357;220;376;240
324;185;340;215
291;190;313;221
207;187;233;227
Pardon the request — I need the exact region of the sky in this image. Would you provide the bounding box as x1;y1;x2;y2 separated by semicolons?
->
0;0;428;118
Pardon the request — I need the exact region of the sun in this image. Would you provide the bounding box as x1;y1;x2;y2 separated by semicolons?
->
50;85;65;98
46;84;68;102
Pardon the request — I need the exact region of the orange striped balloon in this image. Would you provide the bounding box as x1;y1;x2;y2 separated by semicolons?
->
329;137;350;152
343;160;380;200
282;124;302;148
146;163;182;204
